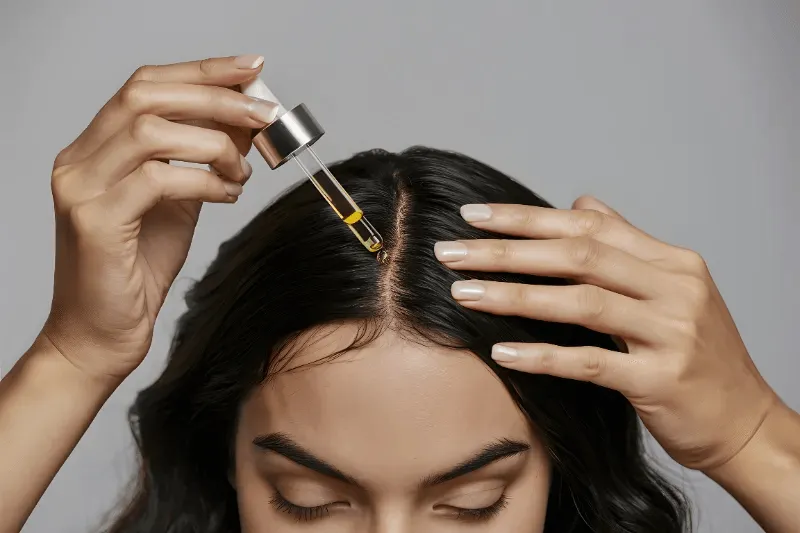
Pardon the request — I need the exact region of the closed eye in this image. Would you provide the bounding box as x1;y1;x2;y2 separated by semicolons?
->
454;494;509;521
270;491;348;522
437;493;509;522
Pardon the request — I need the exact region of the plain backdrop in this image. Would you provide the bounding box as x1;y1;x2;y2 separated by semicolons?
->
1;1;798;532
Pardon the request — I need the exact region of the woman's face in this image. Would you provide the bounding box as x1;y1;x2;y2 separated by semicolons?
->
234;323;550;532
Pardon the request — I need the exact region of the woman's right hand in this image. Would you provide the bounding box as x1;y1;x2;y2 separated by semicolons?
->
41;55;279;384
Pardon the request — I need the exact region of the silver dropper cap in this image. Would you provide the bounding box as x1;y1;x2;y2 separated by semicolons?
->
251;103;325;169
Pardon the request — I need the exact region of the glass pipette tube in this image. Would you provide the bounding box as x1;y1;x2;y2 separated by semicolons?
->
291;147;384;252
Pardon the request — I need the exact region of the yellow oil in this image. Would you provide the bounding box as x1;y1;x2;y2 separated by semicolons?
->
347;217;384;252
293;148;383;254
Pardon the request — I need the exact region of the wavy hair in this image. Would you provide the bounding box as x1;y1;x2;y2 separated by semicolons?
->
106;146;690;532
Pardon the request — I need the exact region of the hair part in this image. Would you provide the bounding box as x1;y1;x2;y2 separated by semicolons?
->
104;146;691;533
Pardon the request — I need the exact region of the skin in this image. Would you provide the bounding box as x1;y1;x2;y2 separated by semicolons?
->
0;55;797;533
234;325;549;531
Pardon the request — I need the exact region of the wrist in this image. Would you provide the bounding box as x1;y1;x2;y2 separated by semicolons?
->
705;398;800;477
704;397;800;532
31;332;123;399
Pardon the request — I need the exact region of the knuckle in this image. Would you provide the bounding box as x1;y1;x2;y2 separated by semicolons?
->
69;203;104;236
118;80;152;112
567;237;603;270
129;114;160;145
130;65;157;82
53;146;73;169
575;284;606;320
538;348;558;370
138;160;163;187
489;240;514;261
669;317;698;342
571;209;606;236
210;130;234;157
677;274;711;306
677;247;709;275
510;283;533;307
50;165;75;210
582;349;605;378
515;207;539;228
198;58;215;77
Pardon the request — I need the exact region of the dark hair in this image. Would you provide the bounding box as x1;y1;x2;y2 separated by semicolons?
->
106;146;690;533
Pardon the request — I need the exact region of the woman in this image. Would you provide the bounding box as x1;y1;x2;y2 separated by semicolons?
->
0;55;797;533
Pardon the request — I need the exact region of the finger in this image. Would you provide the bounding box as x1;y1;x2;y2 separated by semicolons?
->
451;280;656;340
435;238;667;299
459;203;671;263
89;161;243;226
57;55;266;165
181;119;253;157
114;82;279;130
81;114;251;186
490;342;638;392
127;55;265;86
571;195;627;221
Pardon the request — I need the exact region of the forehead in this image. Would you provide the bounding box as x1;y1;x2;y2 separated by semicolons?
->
239;323;533;485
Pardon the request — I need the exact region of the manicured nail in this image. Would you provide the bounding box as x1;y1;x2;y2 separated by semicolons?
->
461;204;493;222
240;155;253;178
235;54;264;69
247;97;280;123
224;182;243;196
492;344;518;362
435;241;468;261
451;280;485;300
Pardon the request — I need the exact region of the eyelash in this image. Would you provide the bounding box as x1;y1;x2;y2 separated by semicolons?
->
270;491;333;522
453;494;509;522
270;491;509;523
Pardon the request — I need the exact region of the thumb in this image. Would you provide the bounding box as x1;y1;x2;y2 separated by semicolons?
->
571;195;627;221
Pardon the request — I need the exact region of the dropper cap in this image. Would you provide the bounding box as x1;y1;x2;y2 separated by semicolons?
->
241;78;325;169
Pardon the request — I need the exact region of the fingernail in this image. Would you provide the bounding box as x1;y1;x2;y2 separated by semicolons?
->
451;280;485;300
461;204;493;222
240;155;253;178
224;182;243;196
492;344;518;362
247;97;280;123
435;241;468;261
235;54;264;69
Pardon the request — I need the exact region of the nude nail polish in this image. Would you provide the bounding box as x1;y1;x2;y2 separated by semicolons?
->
492;345;518;362
461;204;493;222
435;241;468;261
224;182;243;196
235;54;264;69
451;280;485;300
240;155;252;178
247;98;280;124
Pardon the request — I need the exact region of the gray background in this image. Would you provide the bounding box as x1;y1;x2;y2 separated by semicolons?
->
1;1;798;532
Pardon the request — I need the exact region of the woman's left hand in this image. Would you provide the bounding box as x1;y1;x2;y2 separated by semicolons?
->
435;195;778;471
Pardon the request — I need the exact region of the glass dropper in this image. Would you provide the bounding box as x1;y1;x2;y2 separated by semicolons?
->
291;147;383;252
240;77;383;253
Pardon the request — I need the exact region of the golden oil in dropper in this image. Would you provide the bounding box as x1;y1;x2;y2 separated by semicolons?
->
292;147;383;252
241;77;384;253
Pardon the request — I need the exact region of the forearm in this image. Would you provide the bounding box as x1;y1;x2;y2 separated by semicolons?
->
0;336;118;533
705;398;800;533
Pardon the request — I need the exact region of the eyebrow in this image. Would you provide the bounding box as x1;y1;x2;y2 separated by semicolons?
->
253;433;530;488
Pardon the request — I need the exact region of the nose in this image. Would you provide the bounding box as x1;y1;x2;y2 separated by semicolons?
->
366;506;414;533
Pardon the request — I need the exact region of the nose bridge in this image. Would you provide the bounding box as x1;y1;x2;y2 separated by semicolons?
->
366;502;416;533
